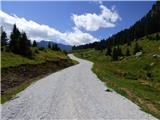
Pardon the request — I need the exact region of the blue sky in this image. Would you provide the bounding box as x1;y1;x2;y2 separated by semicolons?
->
1;1;155;45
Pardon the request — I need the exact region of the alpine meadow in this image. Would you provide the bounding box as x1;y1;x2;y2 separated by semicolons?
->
1;1;160;119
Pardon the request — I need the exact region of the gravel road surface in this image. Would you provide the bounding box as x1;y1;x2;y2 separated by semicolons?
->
1;54;157;120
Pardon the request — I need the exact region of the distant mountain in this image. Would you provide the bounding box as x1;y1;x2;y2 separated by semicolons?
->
37;40;72;51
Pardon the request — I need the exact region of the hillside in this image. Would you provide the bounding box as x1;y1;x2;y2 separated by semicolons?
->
1;48;76;103
74;33;160;118
1;48;68;68
73;1;160;50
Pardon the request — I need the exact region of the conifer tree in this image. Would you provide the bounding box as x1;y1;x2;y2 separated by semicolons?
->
126;47;130;56
52;43;61;51
9;24;32;57
10;24;21;53
19;32;32;57
1;27;8;46
106;46;112;56
32;40;37;47
117;46;123;56
112;47;118;60
48;42;52;49
133;42;142;54
155;34;160;40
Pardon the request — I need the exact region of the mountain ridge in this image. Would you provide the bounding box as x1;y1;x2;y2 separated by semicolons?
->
37;40;72;51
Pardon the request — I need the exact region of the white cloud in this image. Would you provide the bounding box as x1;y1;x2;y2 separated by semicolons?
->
66;27;98;45
0;10;99;46
72;4;121;31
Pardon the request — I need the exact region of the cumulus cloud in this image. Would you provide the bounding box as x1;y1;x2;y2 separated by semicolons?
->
66;27;98;45
72;5;121;31
0;10;99;45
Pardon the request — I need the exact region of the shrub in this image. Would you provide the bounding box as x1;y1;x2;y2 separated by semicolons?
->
39;47;45;51
146;71;152;78
125;72;138;80
35;49;39;54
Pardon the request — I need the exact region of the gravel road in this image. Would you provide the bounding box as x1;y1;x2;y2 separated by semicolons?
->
1;54;157;120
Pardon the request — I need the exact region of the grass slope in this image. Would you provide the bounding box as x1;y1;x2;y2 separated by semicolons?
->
74;34;160;119
1;48;68;68
1;48;76;103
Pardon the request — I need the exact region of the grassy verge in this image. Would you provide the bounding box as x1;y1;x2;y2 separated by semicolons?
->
1;75;43;103
1;60;77;104
1;48;78;104
1;48;68;68
74;36;160;119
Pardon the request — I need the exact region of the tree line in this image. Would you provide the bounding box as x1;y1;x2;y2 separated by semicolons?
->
1;24;32;57
1;24;61;57
73;1;160;51
106;42;142;61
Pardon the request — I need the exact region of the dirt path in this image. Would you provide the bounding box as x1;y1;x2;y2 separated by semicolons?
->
1;54;157;120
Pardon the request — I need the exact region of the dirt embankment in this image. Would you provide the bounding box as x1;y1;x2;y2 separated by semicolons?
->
1;59;74;94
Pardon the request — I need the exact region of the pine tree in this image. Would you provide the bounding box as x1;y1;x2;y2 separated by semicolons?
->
133;42;141;54
1;27;8;46
112;47;118;60
106;46;112;56
54;44;61;51
117;46;123;56
48;42;52;49
126;47;130;56
32;40;37;47
127;41;131;46
10;24;21;53
51;44;55;50
52;43;60;51
155;34;160;40
19;32;32;57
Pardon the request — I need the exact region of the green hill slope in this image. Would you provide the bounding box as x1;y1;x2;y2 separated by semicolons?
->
1;48;76;103
74;33;160;118
1;48;68;68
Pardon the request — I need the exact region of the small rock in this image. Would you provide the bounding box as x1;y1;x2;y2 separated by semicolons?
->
105;88;112;92
135;52;142;57
153;54;160;58
119;56;124;60
150;62;154;67
153;54;157;58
